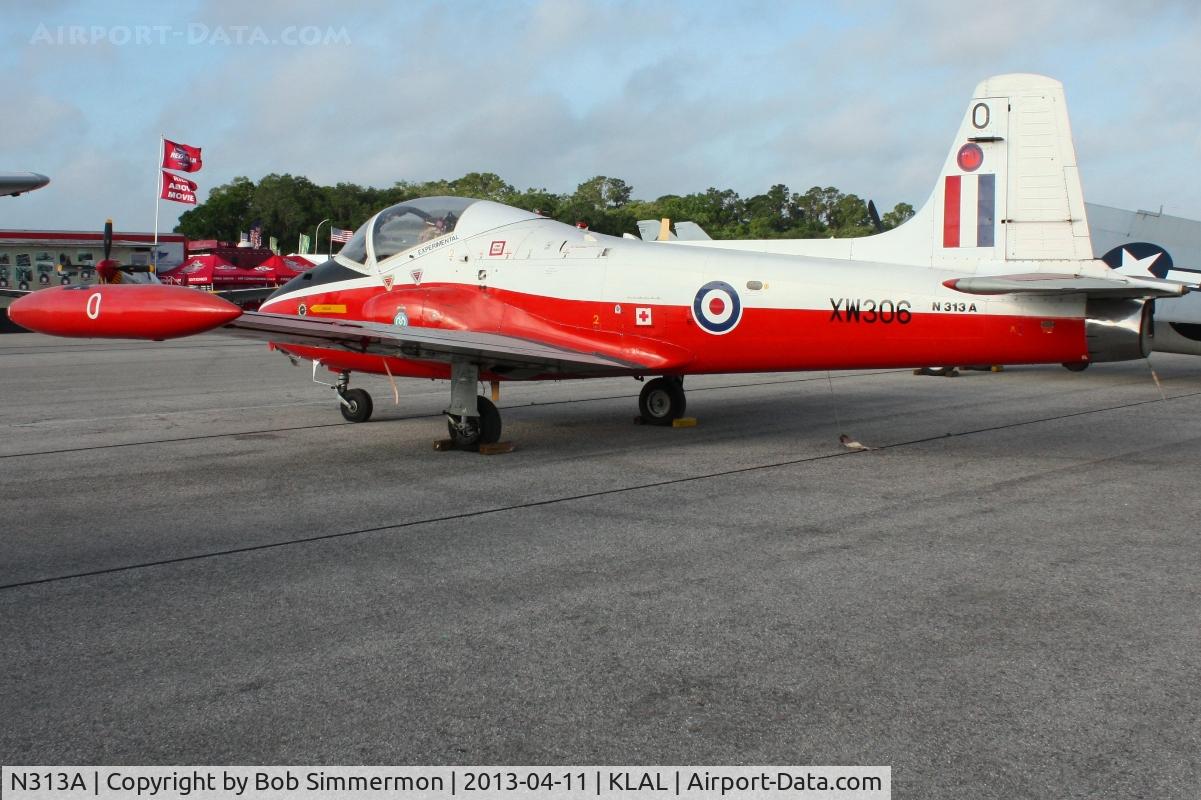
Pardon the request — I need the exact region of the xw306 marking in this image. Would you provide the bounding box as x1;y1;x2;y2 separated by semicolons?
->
829;298;912;323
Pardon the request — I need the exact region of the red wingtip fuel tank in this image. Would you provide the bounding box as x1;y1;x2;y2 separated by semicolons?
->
9;284;244;339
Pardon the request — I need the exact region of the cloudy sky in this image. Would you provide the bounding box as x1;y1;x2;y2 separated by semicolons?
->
3;0;1200;233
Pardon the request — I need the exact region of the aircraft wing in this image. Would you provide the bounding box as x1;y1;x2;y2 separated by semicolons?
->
223;312;650;377
944;273;1190;298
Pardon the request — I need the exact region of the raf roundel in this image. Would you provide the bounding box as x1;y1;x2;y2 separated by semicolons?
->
692;281;742;335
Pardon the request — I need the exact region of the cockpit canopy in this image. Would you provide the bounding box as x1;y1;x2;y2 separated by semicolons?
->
334;196;537;272
335;196;473;267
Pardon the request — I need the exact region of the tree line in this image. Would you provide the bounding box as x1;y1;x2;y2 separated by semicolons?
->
174;172;915;252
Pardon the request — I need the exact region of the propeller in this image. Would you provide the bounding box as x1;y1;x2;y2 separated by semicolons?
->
867;200;884;234
94;219;153;284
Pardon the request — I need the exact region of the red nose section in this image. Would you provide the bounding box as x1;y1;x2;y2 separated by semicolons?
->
9;284;243;339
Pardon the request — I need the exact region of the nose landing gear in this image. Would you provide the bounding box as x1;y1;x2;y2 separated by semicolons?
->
316;366;374;423
338;387;373;422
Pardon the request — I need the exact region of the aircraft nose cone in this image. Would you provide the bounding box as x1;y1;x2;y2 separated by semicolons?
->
0;171;51;196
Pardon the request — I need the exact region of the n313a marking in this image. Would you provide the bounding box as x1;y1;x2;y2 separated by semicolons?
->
829;298;912;323
931;301;978;313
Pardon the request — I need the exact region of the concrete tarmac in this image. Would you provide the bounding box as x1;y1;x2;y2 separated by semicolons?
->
1;332;1198;798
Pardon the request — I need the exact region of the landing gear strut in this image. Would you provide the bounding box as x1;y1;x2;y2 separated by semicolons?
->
325;368;373;423
444;359;502;450
638;376;686;425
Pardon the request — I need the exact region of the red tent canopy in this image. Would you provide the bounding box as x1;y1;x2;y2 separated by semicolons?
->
159;254;270;287
252;254;303;282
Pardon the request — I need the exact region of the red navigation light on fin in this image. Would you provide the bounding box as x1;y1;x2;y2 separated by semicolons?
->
956;143;984;172
9;284;243;339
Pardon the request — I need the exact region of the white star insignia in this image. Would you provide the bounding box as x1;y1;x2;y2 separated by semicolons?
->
1113;248;1163;277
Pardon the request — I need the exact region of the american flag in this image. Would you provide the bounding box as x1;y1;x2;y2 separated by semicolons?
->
249;222;262;249
331;227;353;243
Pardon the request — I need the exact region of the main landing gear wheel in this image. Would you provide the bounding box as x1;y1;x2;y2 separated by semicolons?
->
1062;361;1090;372
639;377;686;426
339;387;373;422
447;396;502;450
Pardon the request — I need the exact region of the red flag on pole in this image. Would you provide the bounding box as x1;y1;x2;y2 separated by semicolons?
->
162;139;203;172
161;171;198;204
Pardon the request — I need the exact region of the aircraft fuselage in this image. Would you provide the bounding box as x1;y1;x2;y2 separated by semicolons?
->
259;217;1089;380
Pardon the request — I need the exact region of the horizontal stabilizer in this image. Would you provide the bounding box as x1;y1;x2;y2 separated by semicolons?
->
944;273;1189;298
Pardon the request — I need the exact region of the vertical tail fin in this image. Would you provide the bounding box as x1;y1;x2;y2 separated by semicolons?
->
1002;75;1092;261
663;74;1096;268
850;73;1094;267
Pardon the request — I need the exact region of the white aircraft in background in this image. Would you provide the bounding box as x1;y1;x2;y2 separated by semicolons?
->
0;172;50;197
1091;241;1201;357
647;73;1201;364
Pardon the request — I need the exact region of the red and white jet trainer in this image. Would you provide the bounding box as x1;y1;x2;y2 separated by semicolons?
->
10;74;1189;450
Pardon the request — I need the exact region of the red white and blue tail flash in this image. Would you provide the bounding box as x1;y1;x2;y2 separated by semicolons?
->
942;173;996;248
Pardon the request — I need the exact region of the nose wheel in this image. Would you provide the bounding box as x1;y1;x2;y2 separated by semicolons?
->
638;377;686;425
324;369;374;423
338;387;373;422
